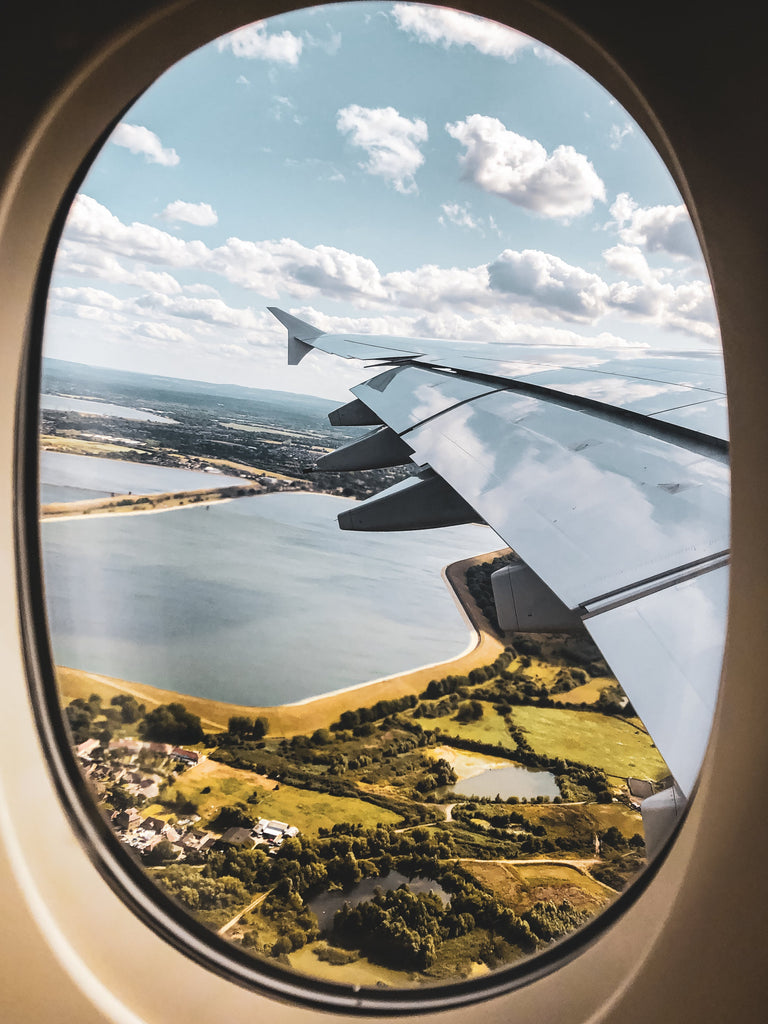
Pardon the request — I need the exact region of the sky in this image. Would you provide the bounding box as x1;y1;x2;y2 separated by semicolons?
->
43;2;720;401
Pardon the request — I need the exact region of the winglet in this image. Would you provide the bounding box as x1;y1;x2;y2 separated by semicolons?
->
267;307;326;365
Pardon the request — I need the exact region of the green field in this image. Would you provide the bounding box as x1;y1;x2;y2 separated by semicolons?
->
165;760;402;834
509;801;644;843
412;706;515;749
509;706;668;780
250;784;402;835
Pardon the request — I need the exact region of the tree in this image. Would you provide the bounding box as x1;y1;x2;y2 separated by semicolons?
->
139;702;203;744
456;699;484;723
144;839;178;866
253;716;269;740
211;805;254;830
228;715;253;735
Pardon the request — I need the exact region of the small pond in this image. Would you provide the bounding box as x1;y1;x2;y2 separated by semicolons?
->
308;873;449;931
437;764;560;801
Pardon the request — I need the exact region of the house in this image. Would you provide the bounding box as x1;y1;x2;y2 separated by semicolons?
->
136;778;160;802
147;742;173;756
141;816;168;835
218;827;255;848
178;830;213;852
109;738;143;756
75;738;101;759
170;748;200;766
111;807;142;832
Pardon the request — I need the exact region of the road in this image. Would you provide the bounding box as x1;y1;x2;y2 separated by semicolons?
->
218;886;276;936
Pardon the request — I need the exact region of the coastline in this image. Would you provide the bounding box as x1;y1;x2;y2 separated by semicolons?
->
40;484;325;523
56;547;512;736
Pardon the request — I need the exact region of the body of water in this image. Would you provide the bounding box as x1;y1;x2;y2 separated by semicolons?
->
41;394;175;423
39;450;246;503
438;764;560;801
308;874;449;931
40;453;496;706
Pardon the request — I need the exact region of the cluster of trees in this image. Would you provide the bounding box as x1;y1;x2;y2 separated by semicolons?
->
333;886;447;969
414;758;458;793
65;693;145;745
154;863;251;911
422;650;516;702
464;553;519;635
331;693;418;732
139;702;204;744
333;864;591;969
65;693;207;749
225;715;269;740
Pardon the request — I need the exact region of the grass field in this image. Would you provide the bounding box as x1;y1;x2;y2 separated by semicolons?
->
465;860;612;913
509;800;644;842
167;760;402;834
412;706;516;750
40;435;144;458
551;675;617;704
251;783;402;835
509;705;669;780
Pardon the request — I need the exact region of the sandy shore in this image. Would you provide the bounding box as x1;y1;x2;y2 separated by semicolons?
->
41;483;268;521
56;547;512;736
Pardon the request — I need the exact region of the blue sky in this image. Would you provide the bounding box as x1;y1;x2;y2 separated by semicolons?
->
44;2;719;400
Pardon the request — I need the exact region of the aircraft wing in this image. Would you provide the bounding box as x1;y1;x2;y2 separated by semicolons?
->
270;307;729;800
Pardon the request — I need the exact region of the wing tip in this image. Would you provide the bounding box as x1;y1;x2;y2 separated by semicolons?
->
268;307;326;365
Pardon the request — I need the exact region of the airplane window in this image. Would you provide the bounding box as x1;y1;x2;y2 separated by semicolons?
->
32;1;728;1011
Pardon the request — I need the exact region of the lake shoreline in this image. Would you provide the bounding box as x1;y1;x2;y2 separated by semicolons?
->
56;547;511;736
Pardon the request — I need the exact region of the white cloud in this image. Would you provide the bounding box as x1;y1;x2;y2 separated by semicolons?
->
136;293;263;330
609;193;700;259
217;21;303;65
63;195;209;268
439;202;480;230
446;115;606;219
110;123;180;166
392;4;533;59
160;200;218;227
271;95;303;125
336;105;428;194
488;249;610;321
608;275;717;337
609;122;634;149
51;286;124;310
206;235;387;302
134;322;194;344
385;263;490;310
602;244;655;282
55;243;183;295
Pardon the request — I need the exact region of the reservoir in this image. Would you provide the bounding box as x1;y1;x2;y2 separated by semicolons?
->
40;453;496;706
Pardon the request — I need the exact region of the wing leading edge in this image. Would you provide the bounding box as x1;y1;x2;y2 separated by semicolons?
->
270;308;729;814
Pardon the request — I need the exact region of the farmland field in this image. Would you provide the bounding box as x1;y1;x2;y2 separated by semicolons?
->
510;706;669;780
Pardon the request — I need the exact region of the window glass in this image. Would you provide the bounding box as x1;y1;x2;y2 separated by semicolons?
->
38;1;726;997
